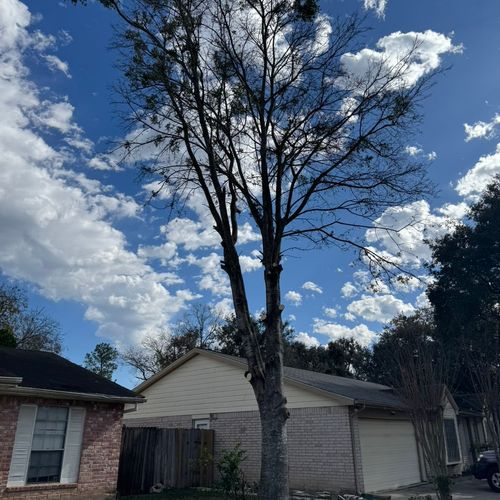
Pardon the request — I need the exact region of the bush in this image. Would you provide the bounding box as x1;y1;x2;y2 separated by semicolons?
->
217;444;248;499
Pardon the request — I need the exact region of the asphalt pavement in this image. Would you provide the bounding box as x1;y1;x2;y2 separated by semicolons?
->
383;476;499;499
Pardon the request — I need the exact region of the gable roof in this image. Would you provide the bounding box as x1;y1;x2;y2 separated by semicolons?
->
136;348;406;409
0;347;144;404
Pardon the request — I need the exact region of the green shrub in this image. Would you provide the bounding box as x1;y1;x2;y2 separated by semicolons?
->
216;444;248;499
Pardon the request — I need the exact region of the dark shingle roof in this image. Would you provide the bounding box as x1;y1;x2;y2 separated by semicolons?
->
283;365;404;408
0;347;139;400
207;350;405;408
454;393;484;416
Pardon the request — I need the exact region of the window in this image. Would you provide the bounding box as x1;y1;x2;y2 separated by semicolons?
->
27;407;69;484
444;418;461;464
193;418;210;429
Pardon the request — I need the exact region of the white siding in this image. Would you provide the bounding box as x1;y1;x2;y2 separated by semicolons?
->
124;354;339;420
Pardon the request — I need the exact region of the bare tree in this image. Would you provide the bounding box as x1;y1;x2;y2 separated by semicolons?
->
74;0;439;496
122;304;221;380
389;312;452;500
468;324;500;478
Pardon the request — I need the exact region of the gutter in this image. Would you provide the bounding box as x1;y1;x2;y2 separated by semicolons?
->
0;376;23;386
0;385;145;404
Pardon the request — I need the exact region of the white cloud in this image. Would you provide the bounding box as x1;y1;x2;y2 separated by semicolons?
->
302;281;323;294
313;319;377;346
324;307;337;318
341;281;358;298
0;0;198;344
363;0;388;18
238;254;262;273
365;200;450;268
212;297;234;318
288;314;296;322
464;114;500;142
43;54;71;78
456;143;500;198
392;275;423;293
295;332;320;348
88;154;121;171
347;294;414;323
437;202;469;220
186;253;231;296
37;101;77;133
341;30;462;91
405;145;423;156
415;291;431;308
285;291;302;306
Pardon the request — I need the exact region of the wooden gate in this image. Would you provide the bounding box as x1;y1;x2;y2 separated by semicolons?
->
117;427;214;495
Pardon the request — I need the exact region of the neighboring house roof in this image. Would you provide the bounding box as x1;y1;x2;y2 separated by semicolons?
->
136;348;407;409
454;393;484;417
0;347;144;404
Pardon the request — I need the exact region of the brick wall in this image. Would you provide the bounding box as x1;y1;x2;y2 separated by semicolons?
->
124;405;358;493
0;396;123;500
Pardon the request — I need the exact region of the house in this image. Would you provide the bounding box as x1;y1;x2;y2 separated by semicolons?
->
123;348;464;494
0;347;144;500
454;393;489;469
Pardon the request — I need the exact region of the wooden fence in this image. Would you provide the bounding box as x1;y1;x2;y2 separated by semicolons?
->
117;427;215;496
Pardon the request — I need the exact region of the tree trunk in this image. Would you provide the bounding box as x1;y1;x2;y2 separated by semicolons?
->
256;358;289;500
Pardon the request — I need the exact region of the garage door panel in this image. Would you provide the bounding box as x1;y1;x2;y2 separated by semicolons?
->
359;419;421;492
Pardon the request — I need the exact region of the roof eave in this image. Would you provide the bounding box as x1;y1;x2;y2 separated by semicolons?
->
354;399;408;411
0;385;145;404
0;376;23;386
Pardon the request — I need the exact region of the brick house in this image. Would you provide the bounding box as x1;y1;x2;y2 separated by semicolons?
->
124;348;467;494
0;347;144;500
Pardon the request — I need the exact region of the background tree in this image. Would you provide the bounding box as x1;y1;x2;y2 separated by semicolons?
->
74;0;438;495
429;177;500;469
84;342;119;379
122;304;221;380
284;338;372;379
370;308;437;385
384;312;453;500
0;283;62;353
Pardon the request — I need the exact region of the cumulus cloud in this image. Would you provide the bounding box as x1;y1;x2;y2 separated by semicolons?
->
313;319;377;346
347;294;414;323
324;307;337;318
295;332;320;348
341;281;358;298
0;0;198;344
302;281;323;294
464;114;500;142
285;291;302;306
365;200;450;268
341;30;462;91
456;143;500;198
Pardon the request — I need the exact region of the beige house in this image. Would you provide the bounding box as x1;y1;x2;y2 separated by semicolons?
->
124;348;468;494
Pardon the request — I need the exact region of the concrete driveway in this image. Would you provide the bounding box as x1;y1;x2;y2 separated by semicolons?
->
382;476;499;499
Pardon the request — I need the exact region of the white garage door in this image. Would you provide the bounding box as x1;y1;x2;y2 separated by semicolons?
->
359;418;421;492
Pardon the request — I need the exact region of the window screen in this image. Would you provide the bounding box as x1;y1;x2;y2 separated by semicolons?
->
444;418;460;463
27;407;68;483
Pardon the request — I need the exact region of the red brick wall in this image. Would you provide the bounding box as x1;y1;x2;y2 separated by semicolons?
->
0;396;124;500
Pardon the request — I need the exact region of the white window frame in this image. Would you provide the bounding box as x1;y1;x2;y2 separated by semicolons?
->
193;418;210;430
7;405;85;487
27;406;69;484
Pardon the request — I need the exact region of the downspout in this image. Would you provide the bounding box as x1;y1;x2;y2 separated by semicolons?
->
349;403;366;494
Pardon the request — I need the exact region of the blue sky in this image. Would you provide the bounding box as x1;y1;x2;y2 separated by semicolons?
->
1;0;500;387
